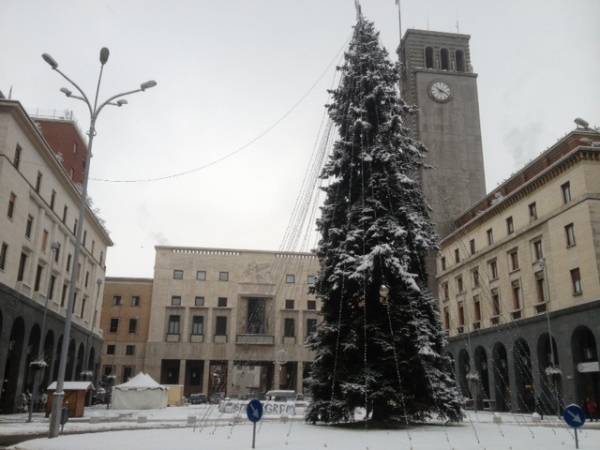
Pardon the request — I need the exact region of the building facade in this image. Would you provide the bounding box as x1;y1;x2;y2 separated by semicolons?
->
116;246;321;398
100;278;153;384
0;99;111;412
437;128;600;413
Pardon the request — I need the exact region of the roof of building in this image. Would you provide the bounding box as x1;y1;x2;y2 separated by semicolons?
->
0;99;113;246
441;127;600;245
155;245;317;258
105;277;153;284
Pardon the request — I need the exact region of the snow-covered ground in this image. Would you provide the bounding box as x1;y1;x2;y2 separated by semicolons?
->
2;407;599;450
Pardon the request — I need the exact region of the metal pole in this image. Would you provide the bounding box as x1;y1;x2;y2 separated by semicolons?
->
29;242;59;422
49;116;96;438
252;421;256;449
574;427;579;449
541;258;560;418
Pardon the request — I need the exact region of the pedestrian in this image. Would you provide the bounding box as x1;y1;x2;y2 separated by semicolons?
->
585;397;598;422
535;396;544;420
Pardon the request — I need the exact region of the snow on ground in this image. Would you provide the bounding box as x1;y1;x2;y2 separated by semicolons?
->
9;418;600;450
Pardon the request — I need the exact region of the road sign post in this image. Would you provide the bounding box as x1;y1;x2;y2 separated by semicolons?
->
246;399;263;449
563;403;586;449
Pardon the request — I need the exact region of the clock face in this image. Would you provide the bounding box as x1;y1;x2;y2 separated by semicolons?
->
430;81;452;103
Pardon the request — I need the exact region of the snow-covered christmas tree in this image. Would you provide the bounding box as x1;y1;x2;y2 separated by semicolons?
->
306;8;463;425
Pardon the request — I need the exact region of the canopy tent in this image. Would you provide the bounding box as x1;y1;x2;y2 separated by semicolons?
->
111;372;168;410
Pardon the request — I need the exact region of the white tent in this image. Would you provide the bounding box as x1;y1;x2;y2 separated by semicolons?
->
111;372;168;410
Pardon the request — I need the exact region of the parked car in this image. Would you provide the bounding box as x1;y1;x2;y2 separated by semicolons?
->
209;392;225;404
189;393;208;404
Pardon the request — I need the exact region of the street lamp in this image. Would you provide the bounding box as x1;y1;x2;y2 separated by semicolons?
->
42;47;156;438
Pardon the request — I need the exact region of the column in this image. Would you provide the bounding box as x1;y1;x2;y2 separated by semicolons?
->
178;359;186;386
202;360;210;395
506;348;519;412
297;361;304;394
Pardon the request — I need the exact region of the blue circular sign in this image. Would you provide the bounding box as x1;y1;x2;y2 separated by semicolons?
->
246;399;263;423
563;403;586;429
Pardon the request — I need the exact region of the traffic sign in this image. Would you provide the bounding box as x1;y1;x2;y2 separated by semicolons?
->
563;404;586;429
246;399;263;423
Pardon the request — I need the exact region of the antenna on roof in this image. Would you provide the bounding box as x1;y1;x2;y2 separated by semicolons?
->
574;117;589;130
8;86;13;100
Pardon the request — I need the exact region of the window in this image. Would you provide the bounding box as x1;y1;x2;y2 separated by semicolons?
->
50;190;56;210
196;270;206;281
126;345;136;355
533;239;543;261
456;275;463;293
129;319;138;334
458;303;465;327
35;171;42;193
442;282;449;301
509;249;519;271
194;296;205;306
455;49;465;72
80;297;86;317
103;366;114;376
571;268;582;295
307;275;317;285
217;297;228;307
167;315;181;335
85;271;89;288
561;181;571;204
171;296;182;306
441;256;446;271
512;281;521;310
83;230;87;247
110;318;119;333
535;271;545;303
17;252;28;282
285;299;295;310
34;264;43;292
425;46;434;68
53;243;60;263
454;248;460;264
113;295;122;306
131;296;140;306
307;300;317;311
173;269;183;280
506;216;514;235
13;144;22;169
443;307;450;330
25;215;34;239
215;316;227;336
7;192;16;219
529;202;537;221
473;296;481;322
99;251;104;266
488;259;498;280
123;366;133;381
73;219;77;235
469;239;476;255
565;223;576;247
91;240;95;256
286;274;295;284
219;271;229;281
62;205;68;223
41;230;48;252
472;267;480;288
284;318;295;337
440;48;449;70
48;275;56;300
487;228;494;245
191;316;204;335
0;242;7;271
491;289;501;316
306;318;317;336
61;283;68;307
106;345;115;355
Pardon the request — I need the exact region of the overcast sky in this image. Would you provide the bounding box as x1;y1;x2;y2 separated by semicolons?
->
1;0;599;277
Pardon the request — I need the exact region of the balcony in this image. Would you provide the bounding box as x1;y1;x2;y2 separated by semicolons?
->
236;334;274;345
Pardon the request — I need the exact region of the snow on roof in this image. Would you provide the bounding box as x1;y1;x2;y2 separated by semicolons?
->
114;372;166;391
47;381;94;391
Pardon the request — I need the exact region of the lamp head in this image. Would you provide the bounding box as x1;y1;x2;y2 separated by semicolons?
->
140;80;157;91
379;284;390;299
60;87;72;97
116;99;128;107
42;53;58;69
99;47;110;65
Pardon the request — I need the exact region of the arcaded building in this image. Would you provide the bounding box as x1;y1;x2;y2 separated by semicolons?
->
437;127;600;413
140;246;321;397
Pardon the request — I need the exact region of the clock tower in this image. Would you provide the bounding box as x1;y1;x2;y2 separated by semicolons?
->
400;29;486;238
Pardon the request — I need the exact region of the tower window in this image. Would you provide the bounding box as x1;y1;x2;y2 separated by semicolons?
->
440;48;449;70
425;47;434;68
455;50;465;72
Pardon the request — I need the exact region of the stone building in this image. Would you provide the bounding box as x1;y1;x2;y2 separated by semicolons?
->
436;127;600;413
103;246;322;398
0;99;111;412
100;277;153;383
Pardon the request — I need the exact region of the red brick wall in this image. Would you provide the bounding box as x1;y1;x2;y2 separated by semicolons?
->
36;119;88;184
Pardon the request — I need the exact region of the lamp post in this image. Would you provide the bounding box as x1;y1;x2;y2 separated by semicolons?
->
42;48;156;438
